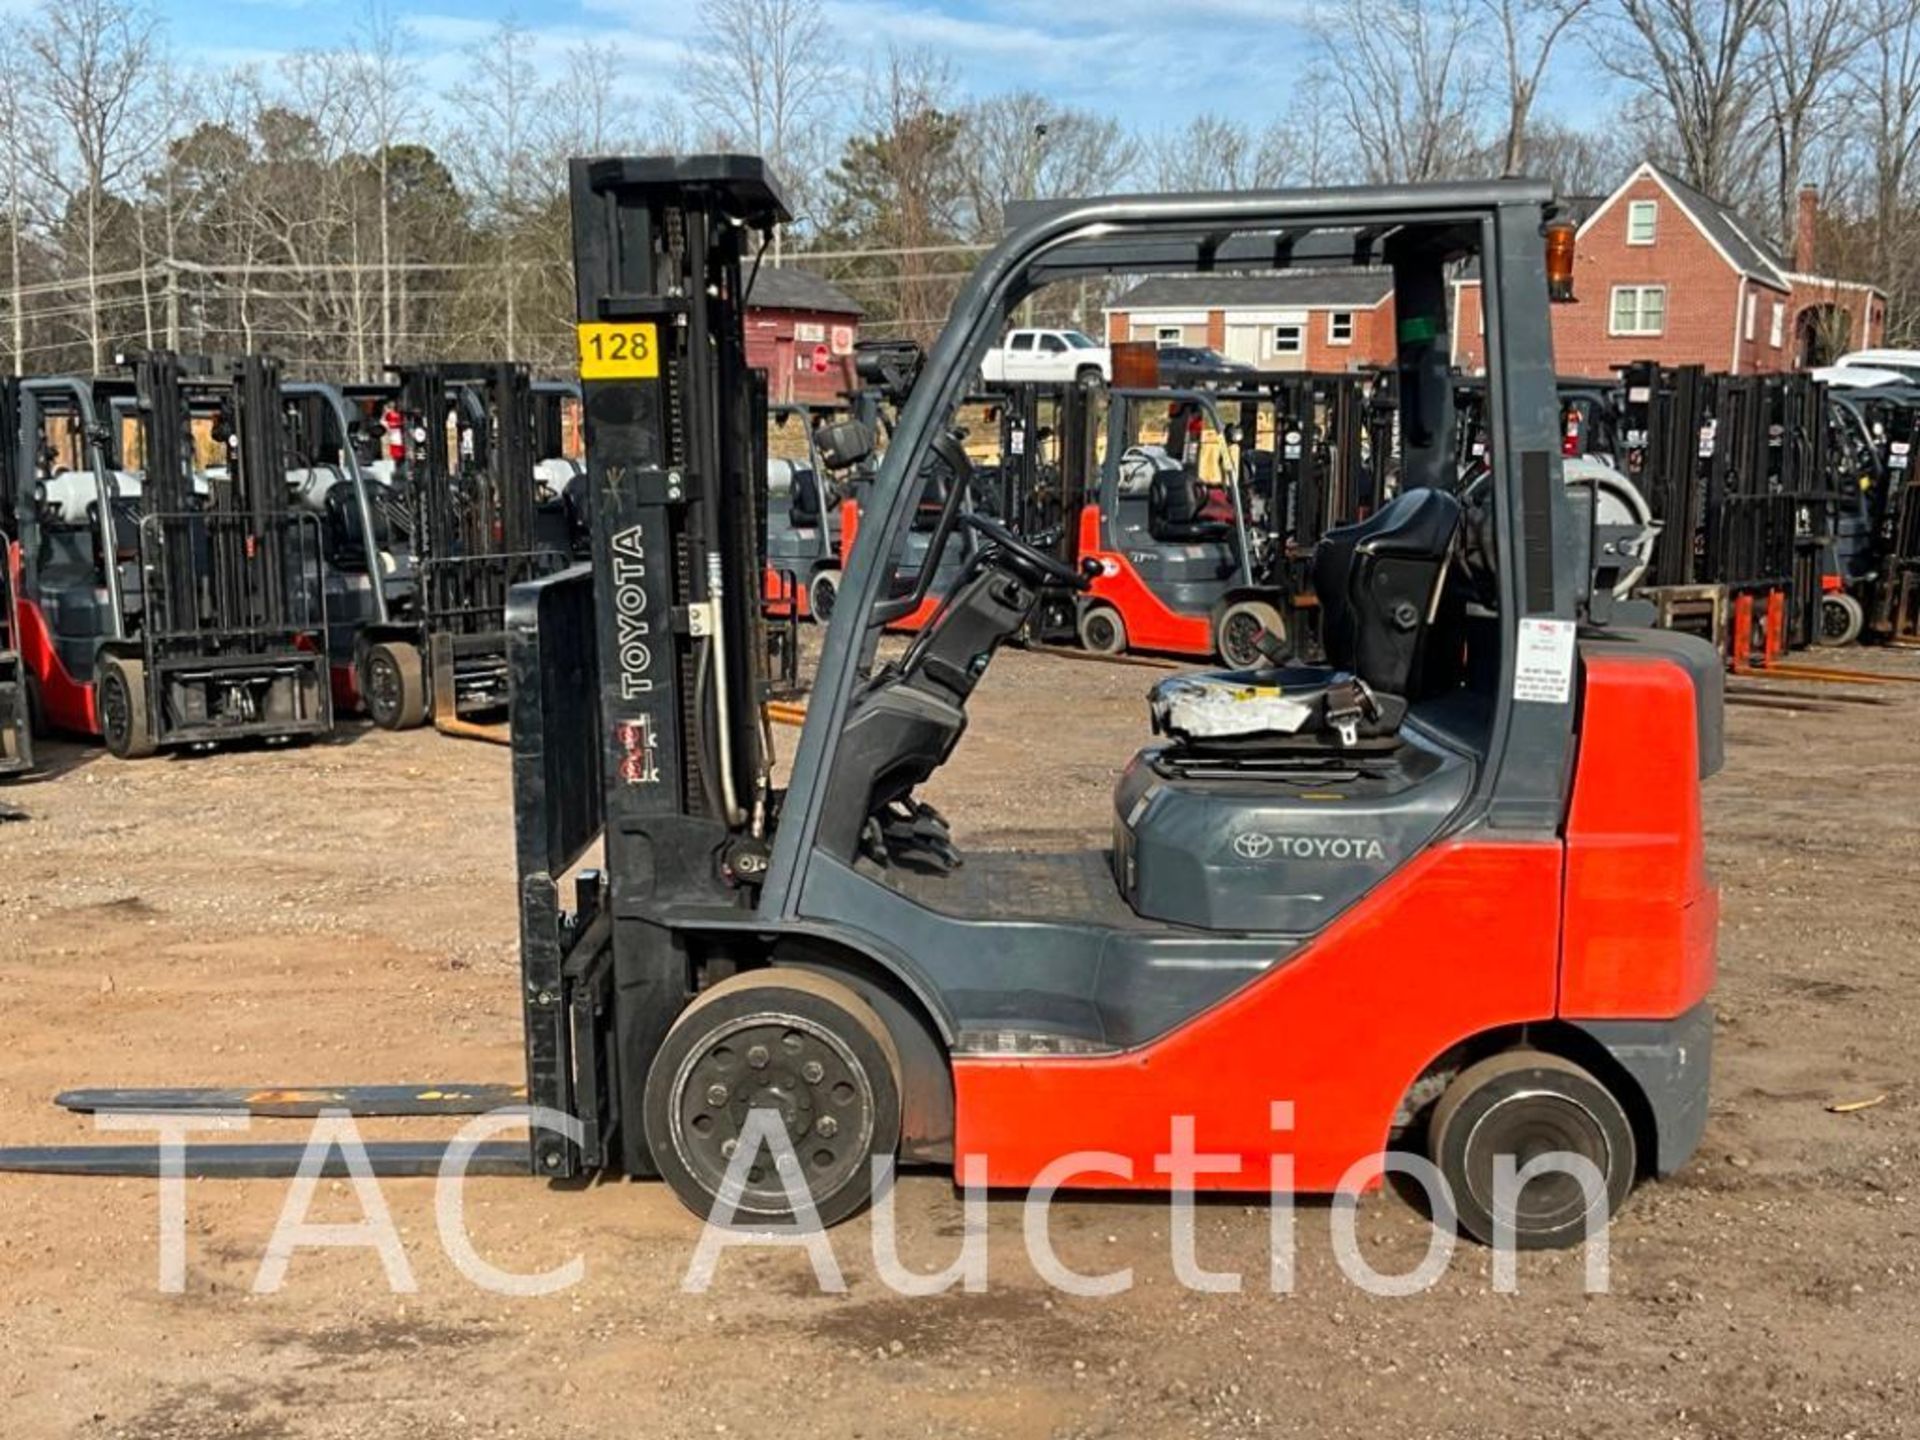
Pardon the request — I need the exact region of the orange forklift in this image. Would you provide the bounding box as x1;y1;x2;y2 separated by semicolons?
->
0;159;1722;1249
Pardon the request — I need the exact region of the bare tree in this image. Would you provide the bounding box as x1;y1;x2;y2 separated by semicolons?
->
1524;117;1640;193
1146;114;1298;191
815;48;968;341
1754;0;1869;247
549;43;639;158
18;0;166;371
1479;0;1595;173
963;92;1139;239
1844;0;1920;331
1314;0;1491;184
1597;0;1769;202
447;19;544;357
330;1;420;369
0;38;38;374
688;0;835;224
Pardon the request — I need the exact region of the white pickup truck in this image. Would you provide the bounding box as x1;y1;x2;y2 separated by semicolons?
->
979;328;1111;385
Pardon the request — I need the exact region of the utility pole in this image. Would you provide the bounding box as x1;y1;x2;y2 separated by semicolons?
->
164;262;179;351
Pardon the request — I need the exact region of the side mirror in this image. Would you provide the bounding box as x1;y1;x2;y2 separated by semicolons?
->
816;419;876;472
1223;423;1245;447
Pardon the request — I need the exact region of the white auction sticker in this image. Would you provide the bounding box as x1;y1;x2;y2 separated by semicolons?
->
1514;616;1577;704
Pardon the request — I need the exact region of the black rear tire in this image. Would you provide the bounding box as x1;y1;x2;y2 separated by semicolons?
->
98;656;156;760
361;641;429;730
643;970;903;1228
1428;1049;1637;1249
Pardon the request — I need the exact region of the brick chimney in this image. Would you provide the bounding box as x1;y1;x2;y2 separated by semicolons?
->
1794;185;1819;274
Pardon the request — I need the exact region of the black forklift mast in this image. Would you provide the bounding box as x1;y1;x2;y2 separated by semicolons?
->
504;156;790;1179
109;351;332;754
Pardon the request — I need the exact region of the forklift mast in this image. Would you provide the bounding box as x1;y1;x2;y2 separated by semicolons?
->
501;156;789;1178
568;157;784;837
131;352;304;656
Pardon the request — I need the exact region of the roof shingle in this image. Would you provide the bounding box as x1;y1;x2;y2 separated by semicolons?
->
1106;270;1394;312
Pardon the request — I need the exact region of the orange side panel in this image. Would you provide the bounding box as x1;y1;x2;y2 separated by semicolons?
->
329;661;361;712
839;501;859;566
762;565;810;620
885;596;942;634
1559;653;1717;1019
11;571;98;737
952;840;1564;1193
1075;506;1216;657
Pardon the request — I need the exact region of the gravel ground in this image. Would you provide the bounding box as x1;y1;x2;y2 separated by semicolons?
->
0;641;1915;1439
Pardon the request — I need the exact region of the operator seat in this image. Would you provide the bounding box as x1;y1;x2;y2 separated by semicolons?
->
789;467;823;528
1149;486;1465;750
1149;466;1232;544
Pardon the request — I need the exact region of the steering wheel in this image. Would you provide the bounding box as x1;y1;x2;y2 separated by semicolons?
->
960;510;1089;590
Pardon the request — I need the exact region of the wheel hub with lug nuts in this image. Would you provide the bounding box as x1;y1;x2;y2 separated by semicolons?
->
669;1012;877;1216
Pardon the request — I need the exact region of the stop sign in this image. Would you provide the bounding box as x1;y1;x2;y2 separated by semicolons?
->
811;343;831;375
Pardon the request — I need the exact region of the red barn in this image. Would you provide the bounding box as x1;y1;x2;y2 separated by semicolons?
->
744;266;863;404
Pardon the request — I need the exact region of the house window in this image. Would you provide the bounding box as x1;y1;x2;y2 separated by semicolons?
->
1327;311;1354;345
1770;301;1786;348
1609;285;1667;336
1271;324;1304;355
1627;200;1658;246
1155;325;1183;347
1745;293;1757;341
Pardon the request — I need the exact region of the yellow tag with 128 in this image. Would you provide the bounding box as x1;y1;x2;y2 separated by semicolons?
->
577;322;660;380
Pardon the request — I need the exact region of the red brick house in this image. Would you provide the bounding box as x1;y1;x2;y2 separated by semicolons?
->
745;267;863;404
1451;163;1885;377
1103;272;1397;371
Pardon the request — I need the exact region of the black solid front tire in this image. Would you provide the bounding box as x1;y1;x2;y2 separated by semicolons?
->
361;641;429;730
1429;1050;1637;1249
1818;591;1864;647
1216;599;1286;670
643;970;903;1229
809;568;841;623
98;656;156;760
1078;603;1127;655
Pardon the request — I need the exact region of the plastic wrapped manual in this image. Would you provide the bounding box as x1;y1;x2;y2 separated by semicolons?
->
1150;674;1316;739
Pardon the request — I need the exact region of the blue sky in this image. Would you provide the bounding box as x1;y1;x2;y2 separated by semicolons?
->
179;0;1608;137
179;0;1336;133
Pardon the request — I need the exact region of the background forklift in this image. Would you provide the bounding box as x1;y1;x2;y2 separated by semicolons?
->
0;158;1723;1253
351;362;570;733
0;383;30;779
282;380;417;711
9;355;331;758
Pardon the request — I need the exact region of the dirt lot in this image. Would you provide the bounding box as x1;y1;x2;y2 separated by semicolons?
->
0;644;1916;1440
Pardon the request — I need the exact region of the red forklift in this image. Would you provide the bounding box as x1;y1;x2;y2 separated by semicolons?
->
0;159;1722;1249
1071;371;1391;668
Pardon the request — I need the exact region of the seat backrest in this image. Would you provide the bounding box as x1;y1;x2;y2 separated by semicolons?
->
1312;487;1463;697
1149;465;1231;544
789;467;823;528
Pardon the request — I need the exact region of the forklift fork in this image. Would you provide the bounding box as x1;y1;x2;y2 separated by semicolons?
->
0;1084;534;1179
